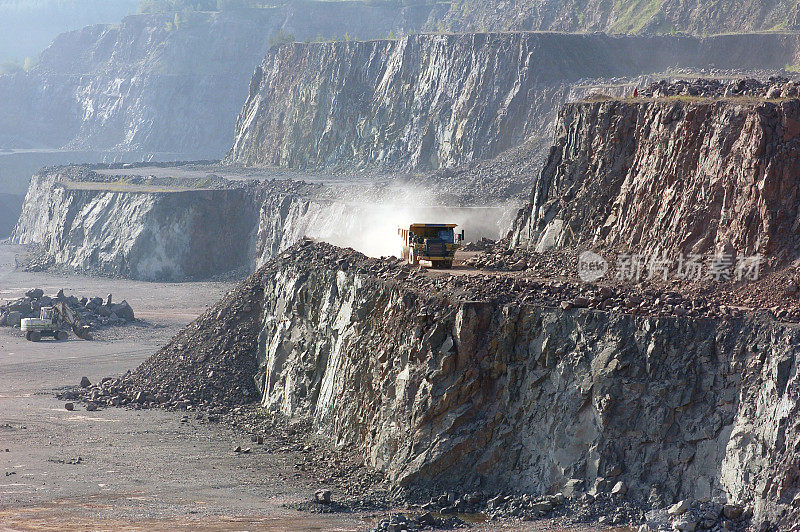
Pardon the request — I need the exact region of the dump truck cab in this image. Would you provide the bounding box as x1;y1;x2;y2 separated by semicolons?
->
398;223;464;269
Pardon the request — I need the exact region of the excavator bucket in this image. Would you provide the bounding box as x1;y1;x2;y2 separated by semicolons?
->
73;325;93;340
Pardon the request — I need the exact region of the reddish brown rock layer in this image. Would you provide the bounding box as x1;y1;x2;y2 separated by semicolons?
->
513;98;800;264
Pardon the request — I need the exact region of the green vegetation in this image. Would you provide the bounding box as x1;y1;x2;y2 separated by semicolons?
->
138;0;438;13
0;56;36;74
786;63;800;73
268;29;295;47
609;0;663;33
138;0;215;13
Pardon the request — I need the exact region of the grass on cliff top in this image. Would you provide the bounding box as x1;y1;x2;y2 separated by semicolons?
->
609;0;663;34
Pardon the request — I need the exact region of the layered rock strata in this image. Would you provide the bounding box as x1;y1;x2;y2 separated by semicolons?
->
512;95;800;263
0;3;433;155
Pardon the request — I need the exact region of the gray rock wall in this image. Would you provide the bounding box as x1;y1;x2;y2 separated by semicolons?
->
12;172;259;281
228;32;800;171
12;167;517;279
255;255;800;527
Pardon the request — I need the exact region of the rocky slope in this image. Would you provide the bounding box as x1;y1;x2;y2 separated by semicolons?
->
91;240;800;529
228;32;800;171
0;3;433;155
512;87;800;265
430;0;800;35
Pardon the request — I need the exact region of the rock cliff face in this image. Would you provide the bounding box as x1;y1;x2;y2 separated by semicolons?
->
431;0;800;35
512;97;800;262
238;242;799;528
228;32;800;171
0;3;433;156
12;171;259;280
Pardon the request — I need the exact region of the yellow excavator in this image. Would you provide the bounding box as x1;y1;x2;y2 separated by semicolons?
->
398;223;464;269
20;301;92;341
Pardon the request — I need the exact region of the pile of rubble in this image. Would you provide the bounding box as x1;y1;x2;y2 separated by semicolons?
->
642;76;800;99
60;270;266;410
370;512;466;531
57;239;800;415
460;237;497;252
644;499;750;532
0;288;134;329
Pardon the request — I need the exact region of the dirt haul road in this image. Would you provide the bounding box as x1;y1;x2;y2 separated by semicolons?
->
0;243;368;531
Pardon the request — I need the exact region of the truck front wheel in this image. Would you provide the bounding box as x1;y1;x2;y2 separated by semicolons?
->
29;331;41;342
56;331;68;341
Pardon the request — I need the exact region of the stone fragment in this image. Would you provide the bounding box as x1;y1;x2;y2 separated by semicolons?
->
722;504;743;520
25;288;43;299
572;296;590;308
669;500;691;516
672;517;697;532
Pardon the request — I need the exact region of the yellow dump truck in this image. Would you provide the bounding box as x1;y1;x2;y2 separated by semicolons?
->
398;223;464;268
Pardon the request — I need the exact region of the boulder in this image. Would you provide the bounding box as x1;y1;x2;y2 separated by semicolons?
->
722;504;743;520
562;478;583;498
669;499;691;516
25;288;43;299
314;489;331;504
6;311;22;328
111;301;135;321
672;517;698;532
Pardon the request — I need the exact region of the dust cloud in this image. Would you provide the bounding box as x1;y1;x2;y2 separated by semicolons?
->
297;183;522;258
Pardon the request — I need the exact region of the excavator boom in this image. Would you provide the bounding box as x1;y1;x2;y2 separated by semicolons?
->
52;302;93;340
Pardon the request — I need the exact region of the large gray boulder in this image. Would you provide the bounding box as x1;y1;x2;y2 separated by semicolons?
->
110;300;134;322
